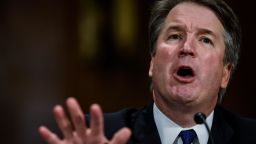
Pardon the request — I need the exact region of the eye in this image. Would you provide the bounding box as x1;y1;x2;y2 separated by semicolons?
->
167;34;182;41
200;37;214;46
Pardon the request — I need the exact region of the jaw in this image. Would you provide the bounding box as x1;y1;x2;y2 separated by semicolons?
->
152;88;217;128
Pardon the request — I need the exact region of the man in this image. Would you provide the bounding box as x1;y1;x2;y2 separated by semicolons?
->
39;0;256;143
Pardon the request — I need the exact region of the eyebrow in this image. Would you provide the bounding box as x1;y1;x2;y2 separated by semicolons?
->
196;28;218;39
164;24;185;33
164;23;218;38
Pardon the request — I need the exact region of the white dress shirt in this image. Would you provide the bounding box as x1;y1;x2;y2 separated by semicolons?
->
153;103;214;144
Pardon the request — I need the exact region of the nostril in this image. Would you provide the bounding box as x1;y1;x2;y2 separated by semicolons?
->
179;51;195;57
179;46;195;57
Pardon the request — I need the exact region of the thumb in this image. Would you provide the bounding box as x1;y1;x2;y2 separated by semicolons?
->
110;128;131;144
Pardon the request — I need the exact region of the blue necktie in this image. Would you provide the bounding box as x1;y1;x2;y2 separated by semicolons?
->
179;129;197;144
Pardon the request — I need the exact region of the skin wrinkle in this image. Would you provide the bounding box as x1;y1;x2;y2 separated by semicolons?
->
149;2;231;127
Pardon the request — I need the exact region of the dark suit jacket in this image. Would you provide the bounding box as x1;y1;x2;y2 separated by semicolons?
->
96;103;256;144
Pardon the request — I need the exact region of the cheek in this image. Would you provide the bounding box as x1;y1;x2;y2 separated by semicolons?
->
154;44;177;65
152;44;177;79
200;54;224;81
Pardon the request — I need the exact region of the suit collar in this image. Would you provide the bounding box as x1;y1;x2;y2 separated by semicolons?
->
210;106;234;144
129;103;161;144
129;104;234;144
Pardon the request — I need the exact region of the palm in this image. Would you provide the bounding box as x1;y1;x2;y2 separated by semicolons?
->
39;97;131;144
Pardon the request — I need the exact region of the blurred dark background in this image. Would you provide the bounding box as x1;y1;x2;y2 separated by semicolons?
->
0;0;255;143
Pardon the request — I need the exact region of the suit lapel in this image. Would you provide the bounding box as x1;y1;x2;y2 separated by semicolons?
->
129;104;235;144
209;106;234;144
129;103;161;144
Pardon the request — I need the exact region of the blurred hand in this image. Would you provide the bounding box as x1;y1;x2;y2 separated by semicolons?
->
39;97;131;144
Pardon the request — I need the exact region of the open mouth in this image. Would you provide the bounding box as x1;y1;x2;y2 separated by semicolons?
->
177;67;194;77
173;66;195;83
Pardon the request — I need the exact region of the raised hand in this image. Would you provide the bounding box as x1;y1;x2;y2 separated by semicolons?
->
39;97;131;144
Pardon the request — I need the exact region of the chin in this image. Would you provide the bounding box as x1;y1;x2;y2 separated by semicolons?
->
169;83;200;100
170;89;199;104
177;94;198;103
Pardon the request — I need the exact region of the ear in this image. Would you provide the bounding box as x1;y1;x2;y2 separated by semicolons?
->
221;63;232;89
149;57;155;77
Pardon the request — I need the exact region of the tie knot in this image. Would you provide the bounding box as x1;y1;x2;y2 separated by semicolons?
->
179;129;197;144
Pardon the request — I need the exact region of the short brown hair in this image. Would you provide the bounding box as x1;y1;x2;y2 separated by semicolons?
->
149;0;241;102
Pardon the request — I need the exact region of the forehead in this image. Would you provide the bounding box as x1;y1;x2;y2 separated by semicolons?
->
163;2;224;34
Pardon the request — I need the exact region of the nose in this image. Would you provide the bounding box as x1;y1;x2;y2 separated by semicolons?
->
179;36;196;57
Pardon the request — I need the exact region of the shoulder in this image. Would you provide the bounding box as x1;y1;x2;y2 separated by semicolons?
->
215;106;256;143
103;107;140;128
85;107;142;139
216;106;256;129
103;107;143;139
86;103;155;141
103;103;158;142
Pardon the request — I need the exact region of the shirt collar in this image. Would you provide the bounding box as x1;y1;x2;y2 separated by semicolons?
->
153;103;214;144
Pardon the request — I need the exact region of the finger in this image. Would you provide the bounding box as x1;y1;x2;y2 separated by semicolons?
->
53;105;73;139
90;104;104;136
38;126;62;144
66;97;87;138
110;128;131;144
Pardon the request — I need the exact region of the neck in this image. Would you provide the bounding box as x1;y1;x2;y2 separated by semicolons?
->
156;102;198;127
153;93;216;128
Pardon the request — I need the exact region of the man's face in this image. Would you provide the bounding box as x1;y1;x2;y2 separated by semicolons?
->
149;2;231;108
